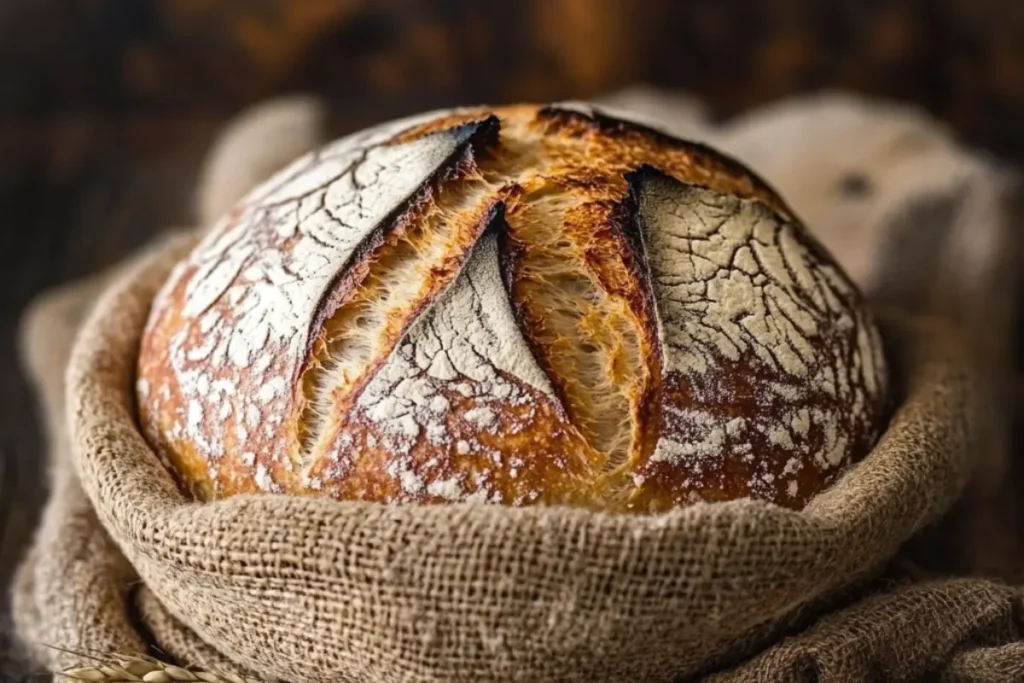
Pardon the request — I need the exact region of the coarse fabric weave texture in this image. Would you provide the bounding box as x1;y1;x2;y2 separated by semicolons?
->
11;90;1024;682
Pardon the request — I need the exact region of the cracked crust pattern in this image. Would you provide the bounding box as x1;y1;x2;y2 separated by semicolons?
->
625;168;886;509
309;228;598;506
138;102;889;511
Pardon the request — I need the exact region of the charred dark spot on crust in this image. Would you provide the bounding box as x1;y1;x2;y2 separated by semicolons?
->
624;165;690;249
450;114;502;160
618;168;663;342
390;111;501;147
624;164;670;226
299;116;502;381
537;103;795;219
624;163;670;195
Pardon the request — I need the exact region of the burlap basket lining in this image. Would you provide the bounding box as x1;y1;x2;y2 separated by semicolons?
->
62;225;978;683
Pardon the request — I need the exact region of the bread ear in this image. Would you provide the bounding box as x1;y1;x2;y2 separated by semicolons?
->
195;95;327;231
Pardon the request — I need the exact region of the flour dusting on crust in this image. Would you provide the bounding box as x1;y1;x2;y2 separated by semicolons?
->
629;169;885;506
139;113;483;495
138;104;888;510
318;230;565;500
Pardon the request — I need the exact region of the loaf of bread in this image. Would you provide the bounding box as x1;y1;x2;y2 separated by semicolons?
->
137;103;888;512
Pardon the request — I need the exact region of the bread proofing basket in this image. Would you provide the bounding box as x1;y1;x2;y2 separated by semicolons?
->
68;232;976;683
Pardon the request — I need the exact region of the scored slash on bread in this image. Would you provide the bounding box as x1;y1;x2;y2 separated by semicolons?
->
137;103;888;512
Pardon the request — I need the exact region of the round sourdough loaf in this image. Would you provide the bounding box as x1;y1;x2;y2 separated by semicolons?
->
137;103;888;512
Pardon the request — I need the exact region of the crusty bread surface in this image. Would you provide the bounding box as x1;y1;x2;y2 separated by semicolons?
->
137;103;888;511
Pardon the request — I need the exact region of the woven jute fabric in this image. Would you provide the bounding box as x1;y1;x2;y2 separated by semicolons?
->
11;90;1024;682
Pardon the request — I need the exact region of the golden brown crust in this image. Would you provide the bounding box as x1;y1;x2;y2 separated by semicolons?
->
138;102;888;511
309;369;599;507
531;103;794;218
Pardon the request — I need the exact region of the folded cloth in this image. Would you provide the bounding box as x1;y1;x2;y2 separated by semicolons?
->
10;88;1024;682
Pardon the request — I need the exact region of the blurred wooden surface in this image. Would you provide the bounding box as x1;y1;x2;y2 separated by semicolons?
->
2;0;1024;675
1;1;1023;158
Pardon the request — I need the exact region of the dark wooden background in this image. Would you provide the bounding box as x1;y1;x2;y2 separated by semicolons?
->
2;1;1024;678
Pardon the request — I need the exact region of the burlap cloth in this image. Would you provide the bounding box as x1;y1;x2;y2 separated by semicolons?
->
10;89;1024;682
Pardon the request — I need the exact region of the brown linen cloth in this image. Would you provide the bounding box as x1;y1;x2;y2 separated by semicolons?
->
10;90;1024;682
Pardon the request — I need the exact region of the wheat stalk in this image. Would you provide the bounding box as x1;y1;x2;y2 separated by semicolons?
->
55;653;266;683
